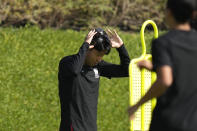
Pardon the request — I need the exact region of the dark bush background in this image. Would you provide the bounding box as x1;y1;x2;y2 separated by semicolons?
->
0;0;167;31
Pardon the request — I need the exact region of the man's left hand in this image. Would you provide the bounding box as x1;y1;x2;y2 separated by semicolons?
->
107;29;123;48
137;60;153;71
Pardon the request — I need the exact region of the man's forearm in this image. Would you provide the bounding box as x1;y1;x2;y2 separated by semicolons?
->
136;80;168;107
68;42;89;75
116;44;130;66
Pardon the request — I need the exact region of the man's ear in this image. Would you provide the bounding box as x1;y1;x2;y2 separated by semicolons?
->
88;48;93;52
166;8;172;18
87;48;94;55
192;11;197;19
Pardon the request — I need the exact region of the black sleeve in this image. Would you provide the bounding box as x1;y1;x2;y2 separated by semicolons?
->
59;42;89;76
152;38;172;72
98;44;130;78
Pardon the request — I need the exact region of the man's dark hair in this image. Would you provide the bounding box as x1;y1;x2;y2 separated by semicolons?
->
167;0;196;23
90;28;111;55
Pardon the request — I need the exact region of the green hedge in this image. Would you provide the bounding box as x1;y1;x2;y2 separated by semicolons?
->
0;0;167;31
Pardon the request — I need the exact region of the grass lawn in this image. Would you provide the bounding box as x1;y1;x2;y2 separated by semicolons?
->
0;26;164;131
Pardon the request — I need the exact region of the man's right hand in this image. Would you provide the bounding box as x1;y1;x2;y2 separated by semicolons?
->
85;30;97;49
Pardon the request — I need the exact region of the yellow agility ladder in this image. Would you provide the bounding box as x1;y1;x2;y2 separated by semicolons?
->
129;20;158;131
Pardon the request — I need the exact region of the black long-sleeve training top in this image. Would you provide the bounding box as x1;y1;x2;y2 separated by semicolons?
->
58;42;130;131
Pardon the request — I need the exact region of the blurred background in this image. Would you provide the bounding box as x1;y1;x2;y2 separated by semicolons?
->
0;0;167;31
0;0;171;131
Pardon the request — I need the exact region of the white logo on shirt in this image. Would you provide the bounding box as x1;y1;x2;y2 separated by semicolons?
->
93;68;99;78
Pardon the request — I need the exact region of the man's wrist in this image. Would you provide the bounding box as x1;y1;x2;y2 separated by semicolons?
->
118;43;124;48
83;42;90;48
116;44;124;50
85;40;91;44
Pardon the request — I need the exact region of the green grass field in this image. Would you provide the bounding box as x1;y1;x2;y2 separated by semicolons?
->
0;26;163;131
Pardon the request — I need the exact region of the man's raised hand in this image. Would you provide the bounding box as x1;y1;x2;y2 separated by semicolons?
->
85;30;97;49
107;29;123;48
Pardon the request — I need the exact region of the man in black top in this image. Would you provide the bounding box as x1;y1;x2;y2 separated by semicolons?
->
128;0;197;131
58;28;130;131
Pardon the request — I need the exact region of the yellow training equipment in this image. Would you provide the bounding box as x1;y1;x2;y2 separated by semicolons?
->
129;20;158;131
